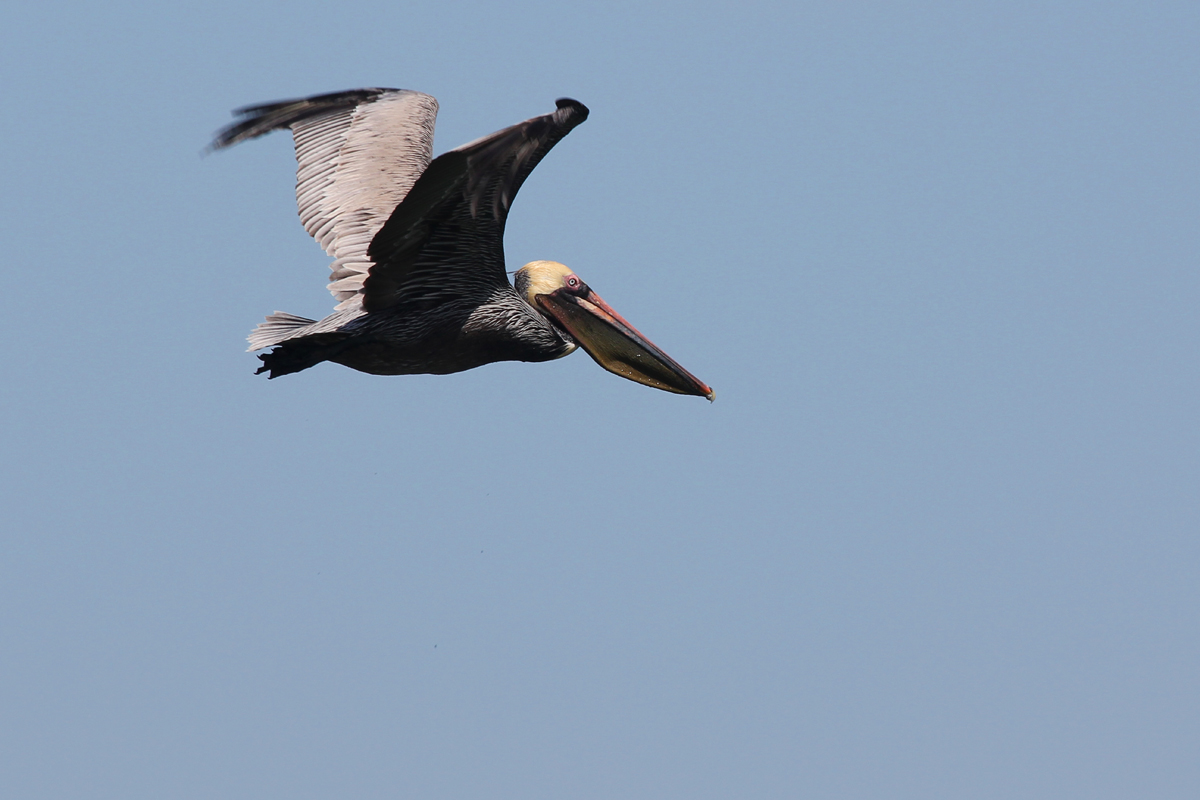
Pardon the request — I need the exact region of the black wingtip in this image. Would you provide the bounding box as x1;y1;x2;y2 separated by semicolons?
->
554;98;589;124
209;87;399;152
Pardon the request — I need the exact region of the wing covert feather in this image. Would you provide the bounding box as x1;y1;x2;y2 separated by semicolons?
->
362;98;589;313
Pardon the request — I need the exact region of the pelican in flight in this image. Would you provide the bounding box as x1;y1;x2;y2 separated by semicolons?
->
210;88;713;399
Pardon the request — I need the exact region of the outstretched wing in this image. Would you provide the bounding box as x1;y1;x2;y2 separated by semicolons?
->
210;88;439;309
361;98;589;313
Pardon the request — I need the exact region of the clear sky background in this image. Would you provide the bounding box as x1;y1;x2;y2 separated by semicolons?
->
2;2;1197;798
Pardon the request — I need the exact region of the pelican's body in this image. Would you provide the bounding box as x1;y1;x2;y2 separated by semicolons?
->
211;88;711;398
240;268;572;378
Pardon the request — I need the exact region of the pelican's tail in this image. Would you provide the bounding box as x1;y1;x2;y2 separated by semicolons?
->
247;312;351;378
247;311;317;351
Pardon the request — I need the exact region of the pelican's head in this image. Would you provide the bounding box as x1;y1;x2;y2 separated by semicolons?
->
514;260;713;400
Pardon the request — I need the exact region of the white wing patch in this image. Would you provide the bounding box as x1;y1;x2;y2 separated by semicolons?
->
289;91;439;309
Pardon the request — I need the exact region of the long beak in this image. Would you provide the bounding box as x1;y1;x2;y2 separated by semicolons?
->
536;288;714;400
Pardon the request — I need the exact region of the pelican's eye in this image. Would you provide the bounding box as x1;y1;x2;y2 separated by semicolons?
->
564;274;587;295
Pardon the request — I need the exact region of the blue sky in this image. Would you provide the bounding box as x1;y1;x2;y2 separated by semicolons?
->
2;2;1198;798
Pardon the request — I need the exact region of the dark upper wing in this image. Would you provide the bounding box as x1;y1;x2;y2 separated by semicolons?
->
210;88;440;309
361;98;589;313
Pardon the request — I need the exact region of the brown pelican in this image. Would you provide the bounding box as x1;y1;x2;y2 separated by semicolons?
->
210;88;713;399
